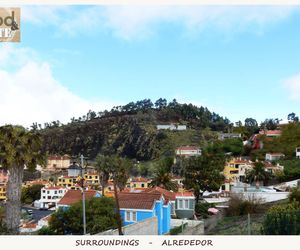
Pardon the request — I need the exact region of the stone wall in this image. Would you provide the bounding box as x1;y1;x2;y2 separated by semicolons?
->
97;217;158;235
170;219;204;235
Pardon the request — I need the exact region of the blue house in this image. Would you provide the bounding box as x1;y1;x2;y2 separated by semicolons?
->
118;192;171;235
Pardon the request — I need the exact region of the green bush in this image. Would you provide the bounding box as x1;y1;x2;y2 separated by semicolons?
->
289;187;300;203
261;201;300;235
195;202;215;219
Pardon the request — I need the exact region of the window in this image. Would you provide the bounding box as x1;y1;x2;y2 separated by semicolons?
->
125;211;137;222
47;191;50;194
47;196;51;199
126;211;131;221
42;190;45;193
42;196;45;199
54;191;57;194
185;200;189;209
141;183;144;188
178;200;183;209
132;212;137;221
178;199;189;209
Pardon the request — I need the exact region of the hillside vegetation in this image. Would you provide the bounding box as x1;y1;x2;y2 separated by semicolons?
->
39;99;231;160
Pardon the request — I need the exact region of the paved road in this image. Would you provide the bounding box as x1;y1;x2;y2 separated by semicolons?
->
22;207;54;223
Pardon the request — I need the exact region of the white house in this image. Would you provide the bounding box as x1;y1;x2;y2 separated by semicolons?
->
219;133;241;140
175;146;202;157
157;124;187;131
296;147;300;159
265;153;285;161
39;186;67;209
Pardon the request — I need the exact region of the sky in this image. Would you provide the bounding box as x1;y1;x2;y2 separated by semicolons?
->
1;5;300;127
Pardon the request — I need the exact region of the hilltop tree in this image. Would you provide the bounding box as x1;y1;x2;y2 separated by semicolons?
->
0;125;45;233
260;118;280;130
154;98;168;109
288;113;299;123
183;154;225;203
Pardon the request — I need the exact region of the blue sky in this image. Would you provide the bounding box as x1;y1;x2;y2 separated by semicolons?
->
1;5;300;126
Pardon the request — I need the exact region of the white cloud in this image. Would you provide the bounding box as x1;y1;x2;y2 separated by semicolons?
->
284;73;300;101
0;44;119;127
22;6;298;40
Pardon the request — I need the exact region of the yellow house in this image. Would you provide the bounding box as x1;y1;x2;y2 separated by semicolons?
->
84;173;100;186
127;177;151;189
57;176;78;189
223;158;253;183
0;184;6;201
46;154;71;171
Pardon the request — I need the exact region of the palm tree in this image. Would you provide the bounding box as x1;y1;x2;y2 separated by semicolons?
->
246;162;270;189
0;125;45;233
149;157;177;192
95;155;111;196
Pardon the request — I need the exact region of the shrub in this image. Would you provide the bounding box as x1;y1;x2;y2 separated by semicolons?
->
261;201;300;235
195;202;215;219
226;194;264;216
289;188;300;203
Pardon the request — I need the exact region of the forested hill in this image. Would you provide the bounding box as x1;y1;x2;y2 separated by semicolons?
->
38;98;232;161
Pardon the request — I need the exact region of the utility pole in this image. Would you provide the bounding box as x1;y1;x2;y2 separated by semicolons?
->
81;154;87;235
247;213;251;235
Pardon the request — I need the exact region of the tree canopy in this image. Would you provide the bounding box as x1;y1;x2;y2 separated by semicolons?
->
39;197;117;235
183;154;225;202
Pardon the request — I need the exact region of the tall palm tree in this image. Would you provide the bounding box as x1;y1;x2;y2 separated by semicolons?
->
0;125;45;233
150;159;178;191
246;162;270;189
95;155;111;196
96;155;131;235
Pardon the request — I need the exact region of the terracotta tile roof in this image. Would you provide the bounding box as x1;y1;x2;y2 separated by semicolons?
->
175;191;194;197
259;130;281;136
58;190;97;206
22;223;37;229
44;186;65;190
118;192;162;210
131;177;150;182
48;154;70;160
176;146;200;151
143;187;176;201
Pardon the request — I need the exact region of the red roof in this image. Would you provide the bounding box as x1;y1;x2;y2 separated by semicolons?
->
22;223;37;229
48;155;71;160
143;187;176;201
131;177;150;183
175;191;194;197
176;146;200;151
118;192;162;210
58;190;97;206
259;130;281;136
44;186;65;190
